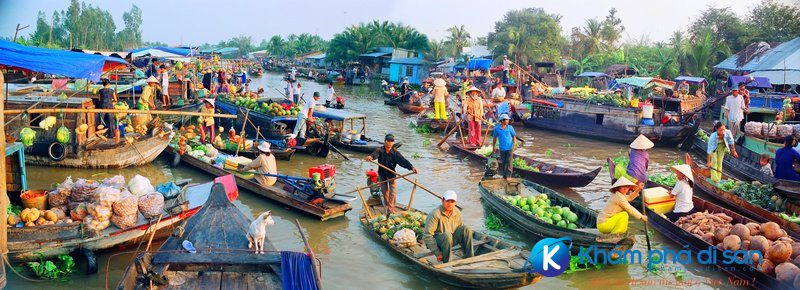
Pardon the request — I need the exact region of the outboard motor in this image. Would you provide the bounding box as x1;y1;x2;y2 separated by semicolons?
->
485;157;499;178
309;164;336;198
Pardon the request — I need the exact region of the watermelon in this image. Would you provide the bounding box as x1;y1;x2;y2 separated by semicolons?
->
557;220;567;228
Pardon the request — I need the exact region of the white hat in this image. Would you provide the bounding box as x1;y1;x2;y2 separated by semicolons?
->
671;164;694;183
146;76;159;83
629;134;654;150
257;142;271;153
465;86;483;95
433;78;446;87
609;178;637;193
443;190;457;201
499;114;511;121
403;79;409;84
203;98;216;108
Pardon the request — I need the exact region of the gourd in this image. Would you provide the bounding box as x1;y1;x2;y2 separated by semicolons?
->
43;210;58;222
20;127;36;147
20;208;41;223
56;125;71;144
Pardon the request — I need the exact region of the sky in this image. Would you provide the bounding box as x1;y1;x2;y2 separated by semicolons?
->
0;0;787;47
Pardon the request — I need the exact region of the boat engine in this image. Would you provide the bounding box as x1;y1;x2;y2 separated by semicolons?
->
484;157;499;178
308;164;336;198
366;169;381;197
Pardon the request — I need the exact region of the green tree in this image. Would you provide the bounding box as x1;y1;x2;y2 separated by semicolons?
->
688;31;716;78
445;25;471;57
669;30;689;75
578;19;604;55
600;8;624;50
748;0;800;42
228;35;254;56
425;39;448;61
118;5;142;50
568;56;596;75
689;7;749;53
328;25;376;64
487;8;564;65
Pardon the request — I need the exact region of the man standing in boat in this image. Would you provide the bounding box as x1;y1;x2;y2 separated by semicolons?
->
98;79;118;140
365;134;417;213
423;190;474;263
293;91;320;140
724;89;746;140
492;114;516;181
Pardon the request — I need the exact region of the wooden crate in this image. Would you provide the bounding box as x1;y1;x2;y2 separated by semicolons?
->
680;96;706;113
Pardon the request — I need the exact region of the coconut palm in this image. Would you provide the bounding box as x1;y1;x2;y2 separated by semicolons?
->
580;19;604;55
651;46;677;79
568;56;596;76
266;35;288;57
327;25;376;64
688;31;714;78
425;39;448;62
445;25;471;57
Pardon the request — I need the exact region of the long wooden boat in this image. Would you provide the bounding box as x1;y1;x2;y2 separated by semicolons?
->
416;117;454;133
449;141;600;187
479;178;633;253
8;180;211;266
117;179;321;290
397;103;427;114
647;195;798;289
313;107;390;154
166;145;351;220
686;153;800;239
360;202;541;289
208;138;296;161
523;99;699;145
161;100;203;126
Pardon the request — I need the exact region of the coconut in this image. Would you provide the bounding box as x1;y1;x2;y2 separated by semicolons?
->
746;222;761;236
769;241;793;264
762;259;776;275
724;235;742;251
762;222;783;241
750;236;772;256
776;262;800;284
731;224;751;241
714;228;730;244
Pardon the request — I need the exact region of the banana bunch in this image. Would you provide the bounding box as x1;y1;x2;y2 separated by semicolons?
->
38;116;57;130
134;124;148;135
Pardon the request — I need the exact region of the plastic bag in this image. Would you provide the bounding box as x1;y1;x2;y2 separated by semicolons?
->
102;175;126;189
113;192;139;216
88;204;112;222
127;175;154;197
392;228;417;248
745;122;763;137
138;192;165;219
777;124;793;137
110;213;138;229
71;179;99;202
83;215;110;231
55;176;74;196
156;182;182;200
69;203;88;221
94;186;122;208
48;191;69;207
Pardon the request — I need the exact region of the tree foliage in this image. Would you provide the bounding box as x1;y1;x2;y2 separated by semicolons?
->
327;21;429;64
748;0;800;42
487;8;565;65
445;25;471;57
25;0;142;50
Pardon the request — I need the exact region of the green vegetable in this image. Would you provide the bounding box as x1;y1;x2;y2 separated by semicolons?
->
696;129;709;142
26;253;76;281
7;204;22;216
20;127;36;147
512;157;540;172
731;181;782;212
485;213;505;230
56;125;70;144
648;172;677;187
415;124;432;134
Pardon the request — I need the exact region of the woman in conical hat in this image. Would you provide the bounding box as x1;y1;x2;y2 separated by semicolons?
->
666;164;696;221
625;134;654;185
597;178;645;234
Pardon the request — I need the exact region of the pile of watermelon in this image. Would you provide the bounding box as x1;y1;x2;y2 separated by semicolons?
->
502;193;580;229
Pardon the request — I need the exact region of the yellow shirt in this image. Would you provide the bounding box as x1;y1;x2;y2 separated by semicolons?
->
139;85;156;108
432;86;448;103
200;106;215;126
597;191;643;224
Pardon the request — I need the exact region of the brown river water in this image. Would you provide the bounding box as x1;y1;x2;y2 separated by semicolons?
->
10;73;746;289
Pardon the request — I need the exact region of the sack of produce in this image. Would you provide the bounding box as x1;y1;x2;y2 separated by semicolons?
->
113;192;139;216
128;174;154;197
94;186;122;208
762;123;778;139
71;179;99;202
793;125;800;140
69;203;88;221
138;192;165;219
47;191;69;207
777;124;794;138
155;182;182;200
745;122;763;137
83;215;111;232
205;144;219;159
54;176;75;196
102;175;126;190
88;204;112;222
392;228;417;248
110;213;138;229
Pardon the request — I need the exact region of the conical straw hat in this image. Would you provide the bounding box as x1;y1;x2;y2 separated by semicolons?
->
630;134;654;150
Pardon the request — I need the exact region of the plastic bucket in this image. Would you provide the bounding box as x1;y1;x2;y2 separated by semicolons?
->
641;104;654;119
21;190;48;210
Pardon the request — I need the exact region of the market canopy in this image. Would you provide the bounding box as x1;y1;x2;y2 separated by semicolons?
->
467;58;492;70
576;72;609;78
0;40;128;82
616;77;675;89
674;76;708;85
728;75;772;88
747;70;800;85
313;107;366;121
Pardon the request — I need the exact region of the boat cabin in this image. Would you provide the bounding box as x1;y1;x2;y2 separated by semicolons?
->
5;95;97;155
313;108;369;143
5;142;28;206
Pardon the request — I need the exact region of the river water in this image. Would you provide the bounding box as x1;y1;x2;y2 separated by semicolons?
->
11;72;746;289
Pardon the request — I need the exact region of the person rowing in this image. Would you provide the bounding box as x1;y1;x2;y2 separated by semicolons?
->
597;178;645;234
365;134;417;213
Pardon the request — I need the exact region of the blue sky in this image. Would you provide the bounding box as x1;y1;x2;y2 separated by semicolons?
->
0;0;779;46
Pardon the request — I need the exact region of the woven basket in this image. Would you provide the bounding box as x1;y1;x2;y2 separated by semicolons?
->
131;114;152;127
21;190;48;210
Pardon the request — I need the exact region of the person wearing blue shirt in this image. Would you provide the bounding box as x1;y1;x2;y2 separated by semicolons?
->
775;135;800;181
492;114;517;180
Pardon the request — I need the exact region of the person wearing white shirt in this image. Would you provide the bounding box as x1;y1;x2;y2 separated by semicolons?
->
285;79;294;100
159;64;172;108
294;83;304;104
293;91;320;139
724;89;747;139
290;66;297;82
665;164;696;221
325;83;336;105
502;55;512;83
491;83;506;101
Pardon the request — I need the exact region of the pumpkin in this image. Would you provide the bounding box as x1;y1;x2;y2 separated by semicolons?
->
43;210;58;222
714;228;730;244
7;214;19;226
776;262;800;284
723;235;742;251
746;222;761;236
750;236;771;256
730;224;751;241
35;217;47;226
769;241;793;263
762;222;783;241
762;259;776;275
20;208;40;223
24;221;35;227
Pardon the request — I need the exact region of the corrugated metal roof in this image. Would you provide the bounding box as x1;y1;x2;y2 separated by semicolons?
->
715;37;800;72
747;70;800;85
360;51;391;58
674;76;707;85
305;54;326;60
389;57;423;65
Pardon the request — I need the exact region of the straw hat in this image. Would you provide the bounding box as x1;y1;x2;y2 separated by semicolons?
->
670;164;694;183
609;178;637;193
465;86;483;95
146;76;159;83
257;142;271;153
203;98;216;108
629;134;654;150
433;78;446;87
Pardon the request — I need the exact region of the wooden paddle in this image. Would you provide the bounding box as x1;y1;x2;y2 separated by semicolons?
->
639;186;652;254
367;160;461;209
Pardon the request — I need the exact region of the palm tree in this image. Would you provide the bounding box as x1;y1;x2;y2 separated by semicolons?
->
328;25;376;64
651;46;677;79
688;31;714;77
425;39;447;61
580;19;604;55
568;56;596;75
267;35;287;57
669;30;689;74
445;25;471;57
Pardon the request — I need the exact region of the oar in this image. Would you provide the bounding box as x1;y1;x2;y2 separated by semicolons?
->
367;160;461;209
639;186;653;265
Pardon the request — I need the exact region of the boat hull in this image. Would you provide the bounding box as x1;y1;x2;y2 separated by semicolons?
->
25;132;170;169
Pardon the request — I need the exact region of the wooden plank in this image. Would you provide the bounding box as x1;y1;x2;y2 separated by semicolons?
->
153;252;281;265
433;249;513;269
220;272;255;290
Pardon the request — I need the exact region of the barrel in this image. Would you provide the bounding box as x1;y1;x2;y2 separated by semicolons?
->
641;104;654;119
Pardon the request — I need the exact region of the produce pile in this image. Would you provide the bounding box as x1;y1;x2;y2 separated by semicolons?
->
7;175;168;232
512;157;540;172
712;180;787;213
228;95;301;117
648;172;677;187
676;212;800;286
744;121;796;139
474;145;493;157
584;93;634;108
502;194;579;229
369;212;426;243
696;129;709;142
610;154;677;186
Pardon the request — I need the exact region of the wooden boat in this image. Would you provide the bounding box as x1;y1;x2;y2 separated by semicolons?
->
208;138;296;161
686;154;800;239
647;195;798;289
523;99;699;145
384;96;405;106
8;180;210;268
315;108;389;154
397;103;427;114
5;95;172;169
415;117;454;133
479;178;634;253
449;140;601;187
161;100;203;126
116;179;322;290
359;203;541;289
166;145;351;220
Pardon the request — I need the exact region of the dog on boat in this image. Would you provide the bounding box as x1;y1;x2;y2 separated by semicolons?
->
247;211;275;254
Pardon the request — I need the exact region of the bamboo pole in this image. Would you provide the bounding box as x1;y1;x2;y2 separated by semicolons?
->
294;219;323;290
235;109;251;156
356;188;372;219
367;160;461;209
3;108;236;118
343;172;416;195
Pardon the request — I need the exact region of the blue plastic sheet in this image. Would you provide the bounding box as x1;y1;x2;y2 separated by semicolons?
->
0;40;127;81
281;251;319;290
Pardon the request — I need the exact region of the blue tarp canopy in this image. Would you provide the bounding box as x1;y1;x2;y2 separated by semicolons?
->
313;108;366;121
0;40;128;82
674;76;708;85
467;58;492;70
576;72;609;78
728;75;772;88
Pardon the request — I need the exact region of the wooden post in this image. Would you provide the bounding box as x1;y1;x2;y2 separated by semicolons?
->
456;122;467;148
235;109;251;156
356;188;372;219
294;219;323;290
407;181;417;209
0;71;8;288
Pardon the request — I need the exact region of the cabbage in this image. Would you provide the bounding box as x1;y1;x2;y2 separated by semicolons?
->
56;126;71;144
20;127;36;147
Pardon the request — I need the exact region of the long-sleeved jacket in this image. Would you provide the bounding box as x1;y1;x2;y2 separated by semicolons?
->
423;206;464;256
368;147;413;180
